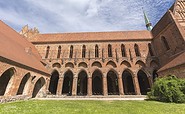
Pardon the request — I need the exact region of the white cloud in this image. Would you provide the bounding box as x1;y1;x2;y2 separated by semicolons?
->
0;0;175;33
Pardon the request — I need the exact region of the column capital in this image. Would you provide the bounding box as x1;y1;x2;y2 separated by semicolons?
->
88;76;92;79
73;76;78;79
103;75;107;78
118;76;122;79
147;74;152;77
59;76;64;79
132;75;137;78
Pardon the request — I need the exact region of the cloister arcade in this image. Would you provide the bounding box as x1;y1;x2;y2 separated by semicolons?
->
0;65;48;98
47;59;155;96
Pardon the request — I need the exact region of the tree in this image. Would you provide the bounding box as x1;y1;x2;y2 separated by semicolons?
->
147;75;185;103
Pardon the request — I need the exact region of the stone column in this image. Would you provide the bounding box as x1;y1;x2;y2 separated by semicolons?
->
103;76;108;96
118;74;124;95
23;77;32;96
72;76;78;96
133;73;141;95
88;77;92;96
27;76;35;97
148;76;153;88
6;72;22;96
57;77;64;95
45;78;50;93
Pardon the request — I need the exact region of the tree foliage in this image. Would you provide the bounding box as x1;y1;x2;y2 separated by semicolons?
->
147;75;185;103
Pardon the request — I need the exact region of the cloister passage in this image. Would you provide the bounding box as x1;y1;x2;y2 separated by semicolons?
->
62;70;73;96
0;68;14;96
137;70;150;95
92;70;103;95
17;73;31;95
32;77;45;98
49;70;59;94
153;70;158;82
122;70;135;95
77;71;87;96
107;70;119;95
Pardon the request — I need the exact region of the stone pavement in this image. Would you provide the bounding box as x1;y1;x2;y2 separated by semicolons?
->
34;95;147;101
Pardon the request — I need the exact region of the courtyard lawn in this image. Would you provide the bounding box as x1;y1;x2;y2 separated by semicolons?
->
0;100;185;114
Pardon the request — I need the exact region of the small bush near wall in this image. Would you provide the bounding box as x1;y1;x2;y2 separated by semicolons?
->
147;75;185;103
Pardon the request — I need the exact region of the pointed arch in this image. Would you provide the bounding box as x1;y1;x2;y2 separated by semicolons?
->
122;70;135;95
95;44;99;58
92;69;103;95
65;62;74;68
78;62;88;68
135;60;146;67
134;44;141;57
91;61;102;68
108;44;112;57
49;70;59;94
82;45;86;58
69;45;73;58
120;61;131;67
121;44;126;57
57;46;62;58
106;61;117;68
0;67;15;96
17;73;31;95
107;70;119;95
161;36;170;51
137;70;150;95
148;43;154;56
52;62;61;68
62;70;73;96
45;46;50;58
32;77;45;98
77;70;87;95
150;60;159;69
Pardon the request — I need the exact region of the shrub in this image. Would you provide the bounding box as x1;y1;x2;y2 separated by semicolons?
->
147;75;185;103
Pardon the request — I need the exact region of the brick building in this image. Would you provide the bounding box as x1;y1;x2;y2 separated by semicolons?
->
0;0;185;99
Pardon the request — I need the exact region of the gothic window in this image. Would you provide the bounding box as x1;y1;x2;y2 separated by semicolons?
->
161;36;170;51
57;46;61;58
69;45;73;58
82;45;86;58
45;46;50;58
108;44;112;57
95;44;99;58
148;43;154;56
121;44;126;57
134;44;141;57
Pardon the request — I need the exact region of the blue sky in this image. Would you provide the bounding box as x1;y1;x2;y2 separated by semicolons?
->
0;0;175;33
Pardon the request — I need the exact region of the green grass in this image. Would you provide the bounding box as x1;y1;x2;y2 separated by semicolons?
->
0;100;185;114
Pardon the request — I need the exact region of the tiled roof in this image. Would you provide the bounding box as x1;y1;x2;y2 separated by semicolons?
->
158;51;185;72
0;21;49;75
30;30;153;43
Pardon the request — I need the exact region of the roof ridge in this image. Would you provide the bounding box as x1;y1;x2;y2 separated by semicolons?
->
38;30;151;35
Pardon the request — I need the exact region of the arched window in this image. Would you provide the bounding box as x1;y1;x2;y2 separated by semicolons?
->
95;44;99;58
69;45;73;58
134;44;141;57
161;36;170;50
148;43;154;56
121;44;126;57
45;46;50;58
108;44;112;57
82;45;86;58
57;46;61;58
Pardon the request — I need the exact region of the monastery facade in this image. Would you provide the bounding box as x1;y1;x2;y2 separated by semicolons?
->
0;0;185;100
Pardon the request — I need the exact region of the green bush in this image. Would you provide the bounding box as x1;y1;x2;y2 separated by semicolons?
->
147;75;185;103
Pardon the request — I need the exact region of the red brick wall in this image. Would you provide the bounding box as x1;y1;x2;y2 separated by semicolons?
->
151;11;185;67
